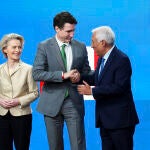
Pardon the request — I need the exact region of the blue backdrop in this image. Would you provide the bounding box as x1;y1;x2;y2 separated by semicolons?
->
0;0;150;149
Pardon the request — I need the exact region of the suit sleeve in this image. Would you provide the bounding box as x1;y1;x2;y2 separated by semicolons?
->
92;56;132;98
81;70;95;85
18;67;39;108
32;43;63;82
78;44;92;84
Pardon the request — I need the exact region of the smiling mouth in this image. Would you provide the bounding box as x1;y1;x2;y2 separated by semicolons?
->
13;54;21;56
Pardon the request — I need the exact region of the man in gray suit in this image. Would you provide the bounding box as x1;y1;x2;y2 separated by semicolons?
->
32;11;91;150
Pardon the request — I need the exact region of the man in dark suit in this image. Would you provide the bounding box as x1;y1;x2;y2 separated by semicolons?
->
78;26;139;150
32;11;91;150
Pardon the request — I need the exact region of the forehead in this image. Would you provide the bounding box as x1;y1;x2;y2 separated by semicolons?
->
92;32;97;40
63;23;75;30
7;39;21;45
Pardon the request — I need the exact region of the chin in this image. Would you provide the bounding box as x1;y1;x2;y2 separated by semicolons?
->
66;38;72;42
14;58;20;61
65;40;71;43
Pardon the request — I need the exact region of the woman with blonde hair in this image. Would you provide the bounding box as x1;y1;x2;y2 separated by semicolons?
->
0;33;38;150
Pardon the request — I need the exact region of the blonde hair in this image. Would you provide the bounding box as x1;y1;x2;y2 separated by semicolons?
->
0;33;24;58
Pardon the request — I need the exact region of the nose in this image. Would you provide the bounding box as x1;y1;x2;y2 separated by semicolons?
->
15;47;19;51
15;46;21;52
70;31;74;38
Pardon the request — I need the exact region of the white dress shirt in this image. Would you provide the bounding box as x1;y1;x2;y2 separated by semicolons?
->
56;36;73;71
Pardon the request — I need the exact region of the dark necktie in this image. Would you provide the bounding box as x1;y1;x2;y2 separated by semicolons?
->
60;44;68;98
98;57;105;76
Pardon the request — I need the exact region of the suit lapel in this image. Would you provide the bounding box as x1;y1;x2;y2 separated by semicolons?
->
10;62;22;76
3;61;22;77
98;47;116;83
70;41;75;69
95;58;101;83
50;38;66;70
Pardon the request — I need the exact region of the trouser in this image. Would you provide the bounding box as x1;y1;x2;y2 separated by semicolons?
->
44;97;86;150
0;111;32;150
100;126;135;150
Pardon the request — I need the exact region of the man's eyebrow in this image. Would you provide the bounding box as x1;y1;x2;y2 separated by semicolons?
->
65;29;75;32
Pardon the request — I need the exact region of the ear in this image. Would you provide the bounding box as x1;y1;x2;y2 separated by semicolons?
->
55;26;60;32
3;48;7;53
101;40;107;46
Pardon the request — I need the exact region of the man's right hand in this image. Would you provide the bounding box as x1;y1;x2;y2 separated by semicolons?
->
64;69;80;83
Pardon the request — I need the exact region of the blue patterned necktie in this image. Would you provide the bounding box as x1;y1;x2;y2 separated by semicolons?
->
98;57;105;76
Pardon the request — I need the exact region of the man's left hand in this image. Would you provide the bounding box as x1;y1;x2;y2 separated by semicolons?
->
77;81;92;95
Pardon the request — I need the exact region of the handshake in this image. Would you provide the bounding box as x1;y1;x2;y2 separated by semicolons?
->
63;69;92;95
63;69;80;83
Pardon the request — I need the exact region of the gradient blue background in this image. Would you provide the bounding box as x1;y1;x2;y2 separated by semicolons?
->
0;0;150;149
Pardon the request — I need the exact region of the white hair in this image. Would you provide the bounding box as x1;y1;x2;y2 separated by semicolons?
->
92;26;115;45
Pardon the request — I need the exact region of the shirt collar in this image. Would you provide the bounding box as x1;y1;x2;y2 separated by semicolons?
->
103;45;115;61
55;35;69;47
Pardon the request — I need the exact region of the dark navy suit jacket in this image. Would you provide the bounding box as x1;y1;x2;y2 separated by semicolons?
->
84;46;139;129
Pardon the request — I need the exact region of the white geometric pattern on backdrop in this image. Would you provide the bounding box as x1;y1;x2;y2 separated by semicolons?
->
84;46;94;100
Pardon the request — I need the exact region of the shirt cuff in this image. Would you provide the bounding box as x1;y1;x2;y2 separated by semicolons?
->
62;72;64;80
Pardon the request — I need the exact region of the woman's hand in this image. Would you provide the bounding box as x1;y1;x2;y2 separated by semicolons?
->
0;98;20;109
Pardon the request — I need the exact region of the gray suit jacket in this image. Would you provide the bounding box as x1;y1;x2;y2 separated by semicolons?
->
33;37;91;117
